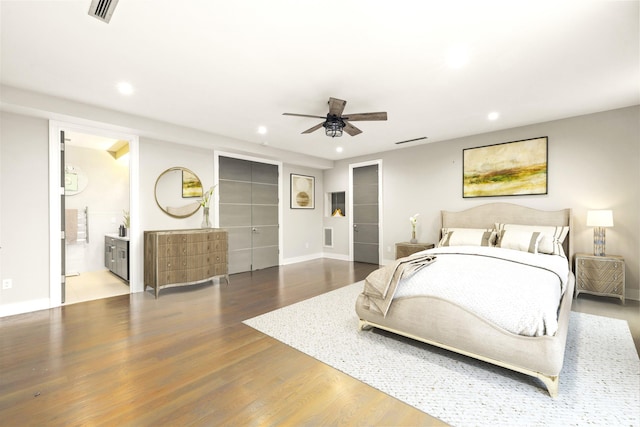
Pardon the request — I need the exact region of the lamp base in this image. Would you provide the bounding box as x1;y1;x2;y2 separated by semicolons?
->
593;227;606;256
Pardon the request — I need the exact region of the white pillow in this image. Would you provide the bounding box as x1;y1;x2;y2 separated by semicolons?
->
438;228;496;247
495;223;569;256
495;230;543;253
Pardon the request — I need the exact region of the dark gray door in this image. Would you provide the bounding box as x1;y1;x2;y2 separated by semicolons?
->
60;131;66;303
352;164;379;264
219;156;279;274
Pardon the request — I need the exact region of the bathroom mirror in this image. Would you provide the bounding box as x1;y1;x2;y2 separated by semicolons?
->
154;167;203;218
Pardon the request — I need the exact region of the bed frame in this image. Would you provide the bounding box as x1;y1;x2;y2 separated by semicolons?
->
356;203;575;397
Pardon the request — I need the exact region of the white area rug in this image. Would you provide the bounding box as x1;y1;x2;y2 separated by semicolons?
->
244;282;640;426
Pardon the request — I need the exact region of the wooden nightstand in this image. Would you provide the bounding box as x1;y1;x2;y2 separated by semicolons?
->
575;253;625;304
395;242;435;259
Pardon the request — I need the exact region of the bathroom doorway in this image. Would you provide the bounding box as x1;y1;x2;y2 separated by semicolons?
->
62;130;131;304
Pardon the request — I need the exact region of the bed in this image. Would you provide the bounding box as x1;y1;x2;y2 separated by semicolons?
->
355;203;575;397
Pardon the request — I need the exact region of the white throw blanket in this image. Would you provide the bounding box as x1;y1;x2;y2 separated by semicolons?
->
393;246;570;337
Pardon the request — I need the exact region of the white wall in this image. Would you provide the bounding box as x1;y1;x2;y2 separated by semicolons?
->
0;112;50;309
1;105;638;315
324;106;640;300
282;164;324;263
65;145;129;273
136;138;325;287
0;113;328;315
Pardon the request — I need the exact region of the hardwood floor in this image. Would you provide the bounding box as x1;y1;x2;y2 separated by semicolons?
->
0;259;445;426
1;259;638;426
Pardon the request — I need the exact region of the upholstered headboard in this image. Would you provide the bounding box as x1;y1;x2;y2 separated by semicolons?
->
441;203;573;269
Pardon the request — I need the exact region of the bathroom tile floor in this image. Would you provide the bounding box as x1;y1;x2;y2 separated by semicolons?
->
64;270;129;305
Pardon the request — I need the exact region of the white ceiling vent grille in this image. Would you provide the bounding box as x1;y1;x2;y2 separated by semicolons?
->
88;0;120;23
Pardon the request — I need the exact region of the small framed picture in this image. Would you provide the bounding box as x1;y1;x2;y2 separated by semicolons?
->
182;169;203;198
290;174;315;209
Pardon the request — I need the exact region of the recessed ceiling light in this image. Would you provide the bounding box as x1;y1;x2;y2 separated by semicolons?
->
117;82;134;95
447;45;469;69
336;147;343;153
257;126;267;135
488;112;500;121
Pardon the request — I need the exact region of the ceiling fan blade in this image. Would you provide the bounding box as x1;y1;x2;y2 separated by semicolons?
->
283;113;327;119
302;122;325;134
342;112;388;121
343;121;362;136
328;97;347;117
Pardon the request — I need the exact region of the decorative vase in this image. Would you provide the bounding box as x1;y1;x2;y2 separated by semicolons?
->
201;207;211;228
410;229;417;244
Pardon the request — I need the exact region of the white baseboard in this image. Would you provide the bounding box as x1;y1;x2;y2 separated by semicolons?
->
282;253;324;265
322;253;350;261
625;289;639;302
0;298;52;318
282;252;355;265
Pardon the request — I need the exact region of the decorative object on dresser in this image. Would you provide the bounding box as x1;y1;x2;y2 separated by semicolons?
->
144;229;229;298
586;209;613;256
105;234;129;281
199;185;216;228
395;242;435;259
575;253;625;304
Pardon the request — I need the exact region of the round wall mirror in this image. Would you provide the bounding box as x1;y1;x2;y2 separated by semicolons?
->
154;167;203;218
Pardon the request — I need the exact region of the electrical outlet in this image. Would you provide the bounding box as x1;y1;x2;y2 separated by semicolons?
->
305;242;309;249
2;279;12;290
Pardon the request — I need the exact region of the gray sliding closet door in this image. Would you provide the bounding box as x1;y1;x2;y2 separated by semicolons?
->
352;164;379;264
219;156;279;274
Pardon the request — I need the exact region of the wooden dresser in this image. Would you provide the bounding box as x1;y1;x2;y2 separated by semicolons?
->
395;242;435;259
575;253;625;304
144;228;229;298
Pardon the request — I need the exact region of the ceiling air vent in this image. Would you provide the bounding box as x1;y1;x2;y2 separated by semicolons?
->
88;0;120;23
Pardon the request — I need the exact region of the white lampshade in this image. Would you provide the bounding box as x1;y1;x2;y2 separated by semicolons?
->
586;210;613;227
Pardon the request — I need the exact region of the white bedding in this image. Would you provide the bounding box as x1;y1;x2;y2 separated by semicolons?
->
393;246;570;337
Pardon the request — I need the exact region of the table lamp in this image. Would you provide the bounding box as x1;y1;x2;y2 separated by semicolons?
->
586;210;613;256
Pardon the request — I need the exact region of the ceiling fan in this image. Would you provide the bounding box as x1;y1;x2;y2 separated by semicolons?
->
283;97;387;137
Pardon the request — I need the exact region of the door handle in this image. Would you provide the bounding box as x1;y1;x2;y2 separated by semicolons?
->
353;224;358;231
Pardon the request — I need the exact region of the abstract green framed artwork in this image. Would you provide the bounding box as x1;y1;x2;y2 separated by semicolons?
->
463;137;548;198
182;169;203;198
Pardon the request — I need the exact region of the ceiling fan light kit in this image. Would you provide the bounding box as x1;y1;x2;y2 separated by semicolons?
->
283;97;387;138
323;116;345;138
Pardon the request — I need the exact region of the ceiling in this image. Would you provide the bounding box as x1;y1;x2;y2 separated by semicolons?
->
1;1;638;161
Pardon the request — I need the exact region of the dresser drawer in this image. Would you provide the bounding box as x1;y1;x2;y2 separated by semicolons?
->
157;256;188;272
159;243;188;257
577;277;623;295
578;267;623;284
158;269;188;286
577;257;623;273
158;234;189;245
